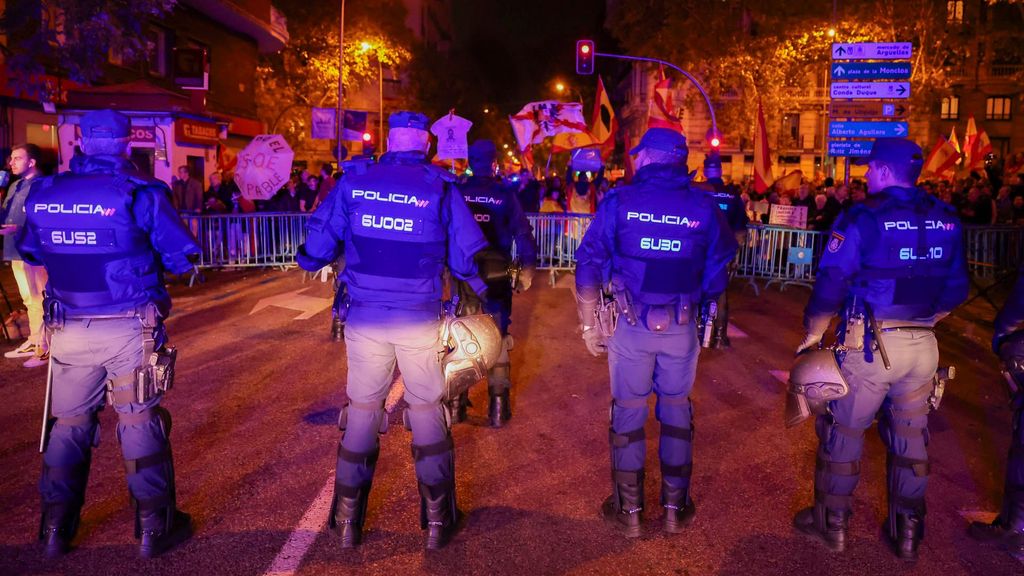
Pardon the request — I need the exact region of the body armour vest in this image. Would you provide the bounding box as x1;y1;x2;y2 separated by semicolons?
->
458;176;516;259
26;173;160;313
612;181;720;307
341;160;450;307
850;187;961;319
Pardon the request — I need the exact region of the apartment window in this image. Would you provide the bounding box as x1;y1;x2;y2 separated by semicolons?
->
986;96;1013;121
947;1;964;23
146;26;169;77
940;95;960;120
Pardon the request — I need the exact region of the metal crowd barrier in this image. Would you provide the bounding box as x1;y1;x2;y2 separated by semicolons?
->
734;224;825;292
523;213;595;271
963;225;1024;280
173;213;1023;293
178;212;310;269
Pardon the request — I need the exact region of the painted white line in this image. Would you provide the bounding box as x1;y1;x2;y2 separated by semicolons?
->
263;473;335;576
728;323;749;338
958;510;998;524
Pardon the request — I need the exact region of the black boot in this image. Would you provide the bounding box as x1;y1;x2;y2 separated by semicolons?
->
661;480;695;533
419;482;460;550
329;482;370;548
488;390;511;428
794;503;848;552
449;392;470;424
601;471;644;538
969;515;1012;543
39;502;80;559
888;513;923;561
137;506;192;559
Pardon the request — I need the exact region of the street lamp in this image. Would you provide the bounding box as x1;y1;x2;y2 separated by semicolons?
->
555;82;565;93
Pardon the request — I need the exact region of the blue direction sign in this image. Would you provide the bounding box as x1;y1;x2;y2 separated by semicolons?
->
831;42;913;60
828;141;874;158
829;121;908;138
830;82;910;99
831;62;912;80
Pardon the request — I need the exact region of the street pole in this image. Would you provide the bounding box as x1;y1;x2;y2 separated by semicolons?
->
336;0;345;164
378;58;384;146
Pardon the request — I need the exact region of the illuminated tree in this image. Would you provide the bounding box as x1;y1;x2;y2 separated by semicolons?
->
254;0;413;151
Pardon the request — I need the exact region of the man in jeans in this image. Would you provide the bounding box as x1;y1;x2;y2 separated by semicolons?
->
1;143;49;368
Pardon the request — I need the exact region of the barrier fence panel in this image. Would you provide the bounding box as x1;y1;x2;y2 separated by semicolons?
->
522;213;595;271
963;225;1024;280
734;224;825;290
179;212;311;268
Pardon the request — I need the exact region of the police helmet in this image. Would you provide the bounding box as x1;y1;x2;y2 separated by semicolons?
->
441;313;502;400
789;348;849;413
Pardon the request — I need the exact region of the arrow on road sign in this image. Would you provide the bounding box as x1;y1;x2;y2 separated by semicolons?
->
250;288;333;320
831;82;911;99
833;64;846;77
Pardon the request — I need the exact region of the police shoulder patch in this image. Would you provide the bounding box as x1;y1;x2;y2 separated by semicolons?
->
827;231;845;253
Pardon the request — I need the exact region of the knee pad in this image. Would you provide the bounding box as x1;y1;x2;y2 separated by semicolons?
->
403;402;449;432
338;401;388;435
54;411;101;448
654;395;692;427
116;408;170;446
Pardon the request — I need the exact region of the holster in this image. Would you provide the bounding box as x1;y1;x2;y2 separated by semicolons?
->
332;288;351;324
613;290;638;327
596;290;618;340
841;314;866;352
698;301;717;348
928;366;955;411
43;296;65;331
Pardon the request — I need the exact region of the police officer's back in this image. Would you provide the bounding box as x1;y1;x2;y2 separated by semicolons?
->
451;139;537;426
575;128;738;537
793;138;968;559
968;268;1024;555
296;111;488;550
16;109;200;558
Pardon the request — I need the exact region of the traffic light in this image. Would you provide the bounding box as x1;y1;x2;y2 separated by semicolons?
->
704;127;723;181
362;132;375;157
576;40;595;75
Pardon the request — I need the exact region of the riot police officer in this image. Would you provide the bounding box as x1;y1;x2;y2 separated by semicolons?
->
968;268;1024;556
297;111;489;550
451;139;537;427
793;138;968;560
16;109;200;558
575;128;738;537
695;154;748;348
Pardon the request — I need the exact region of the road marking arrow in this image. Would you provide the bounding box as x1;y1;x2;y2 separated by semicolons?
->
249;288;333;320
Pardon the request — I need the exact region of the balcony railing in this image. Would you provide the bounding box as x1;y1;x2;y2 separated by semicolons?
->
990;63;1024;77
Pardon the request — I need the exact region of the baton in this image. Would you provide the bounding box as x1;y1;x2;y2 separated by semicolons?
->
864;303;892;371
39;355;54;453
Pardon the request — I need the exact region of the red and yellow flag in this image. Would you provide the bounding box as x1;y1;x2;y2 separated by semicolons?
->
922;136;960;179
552;76;617;153
753;100;773;193
647;65;684;133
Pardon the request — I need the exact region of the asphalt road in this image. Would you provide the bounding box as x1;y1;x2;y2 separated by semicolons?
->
0;267;1021;576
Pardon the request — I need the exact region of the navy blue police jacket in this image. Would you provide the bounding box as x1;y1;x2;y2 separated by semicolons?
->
296;151;488;310
457;175;537;265
575;163;738;309
994;269;1024;352
804;186;968;329
16;155;200;317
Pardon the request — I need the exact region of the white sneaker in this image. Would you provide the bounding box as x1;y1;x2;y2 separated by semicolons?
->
23;348;49;368
4;341;35;359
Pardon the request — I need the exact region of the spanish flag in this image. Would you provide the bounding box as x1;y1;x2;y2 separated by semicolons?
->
922;136;959;179
948;127;961;164
647;65;684;133
753;100;773;193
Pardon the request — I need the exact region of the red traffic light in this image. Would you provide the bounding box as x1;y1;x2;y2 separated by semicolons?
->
362;132;372;142
576;40;595;75
710;137;721;147
706;127;722;149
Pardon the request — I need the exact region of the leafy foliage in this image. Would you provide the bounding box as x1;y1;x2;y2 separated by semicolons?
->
0;0;176;99
607;0;971;144
254;0;413;150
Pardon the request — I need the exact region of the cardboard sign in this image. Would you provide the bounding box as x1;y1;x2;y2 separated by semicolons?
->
768;204;808;229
